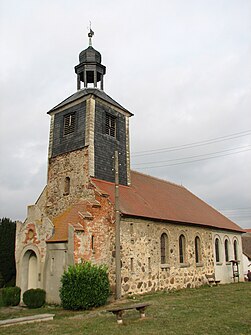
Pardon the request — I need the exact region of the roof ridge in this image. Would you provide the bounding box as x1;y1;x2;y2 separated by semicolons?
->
181;185;243;231
131;170;185;189
48;87;132;114
91;177;130;189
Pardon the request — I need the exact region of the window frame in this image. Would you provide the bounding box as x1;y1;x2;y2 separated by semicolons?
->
63;112;76;136
233;239;238;261
105;113;116;138
179;234;186;264
224;239;229;262
195;236;201;264
64;176;70;195
215;237;220;263
160;233;168;264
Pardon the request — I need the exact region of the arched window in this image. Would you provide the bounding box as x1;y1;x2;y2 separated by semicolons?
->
215;238;220;263
224;239;229;262
179;234;186;264
91;235;95;251
195;236;201;264
160;233;168;264
233;240;238;261
64;177;70;195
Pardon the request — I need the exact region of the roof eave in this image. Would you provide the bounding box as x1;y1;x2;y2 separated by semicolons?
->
47;89;133;117
46;239;68;243
120;212;244;233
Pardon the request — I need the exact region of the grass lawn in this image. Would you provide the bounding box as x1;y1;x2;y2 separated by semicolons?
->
0;282;250;335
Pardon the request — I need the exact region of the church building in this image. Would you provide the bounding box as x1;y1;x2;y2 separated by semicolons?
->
15;32;244;304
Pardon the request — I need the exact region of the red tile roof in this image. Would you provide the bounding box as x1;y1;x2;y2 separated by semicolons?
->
47;200;87;243
92;171;243;233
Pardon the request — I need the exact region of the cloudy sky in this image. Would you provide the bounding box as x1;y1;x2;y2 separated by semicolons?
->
0;0;250;228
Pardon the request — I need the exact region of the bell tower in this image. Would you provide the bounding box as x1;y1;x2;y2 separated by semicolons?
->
46;30;133;218
74;29;106;90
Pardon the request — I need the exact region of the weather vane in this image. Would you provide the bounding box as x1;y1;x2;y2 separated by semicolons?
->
88;21;94;46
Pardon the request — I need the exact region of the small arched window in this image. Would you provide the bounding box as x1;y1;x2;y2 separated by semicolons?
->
160;233;168;264
233;240;238;261
179;234;186;264
91;235;95;251
64;177;70;195
224;239;229;262
195;236;201;264
215;238;220;263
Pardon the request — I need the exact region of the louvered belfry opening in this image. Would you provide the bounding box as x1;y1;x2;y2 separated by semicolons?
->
63;112;76;136
105;113;116;137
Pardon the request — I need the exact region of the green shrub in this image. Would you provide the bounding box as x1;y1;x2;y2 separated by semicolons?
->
60;261;110;310
23;288;46;308
1;286;21;306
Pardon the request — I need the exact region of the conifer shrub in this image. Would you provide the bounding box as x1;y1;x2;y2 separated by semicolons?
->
0;272;4;288
0;218;16;286
23;288;46;308
0;289;4;307
1;286;21;306
60;262;110;310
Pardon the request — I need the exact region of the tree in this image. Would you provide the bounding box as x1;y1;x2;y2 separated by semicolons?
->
0;218;16;287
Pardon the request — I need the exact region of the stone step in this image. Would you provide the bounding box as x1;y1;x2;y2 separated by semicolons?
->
0;313;55;327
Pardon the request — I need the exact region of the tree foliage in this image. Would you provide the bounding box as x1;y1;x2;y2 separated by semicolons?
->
0;218;16;287
60;261;110;310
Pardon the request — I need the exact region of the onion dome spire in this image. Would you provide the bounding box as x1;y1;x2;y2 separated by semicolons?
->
74;27;106;91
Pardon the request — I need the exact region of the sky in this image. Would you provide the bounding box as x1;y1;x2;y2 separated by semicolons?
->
0;0;250;228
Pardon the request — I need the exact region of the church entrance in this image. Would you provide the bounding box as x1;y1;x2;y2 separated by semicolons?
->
22;250;38;291
28;251;38;289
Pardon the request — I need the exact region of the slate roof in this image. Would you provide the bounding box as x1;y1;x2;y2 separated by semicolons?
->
47;88;132;115
92;171;243;233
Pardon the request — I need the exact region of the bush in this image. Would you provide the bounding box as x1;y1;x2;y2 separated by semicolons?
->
60;261;110;310
1;286;21;306
23;288;46;308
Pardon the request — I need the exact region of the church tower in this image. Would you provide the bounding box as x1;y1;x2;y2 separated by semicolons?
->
46;31;133;217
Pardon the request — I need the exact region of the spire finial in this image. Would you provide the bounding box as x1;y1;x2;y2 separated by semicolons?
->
88;21;94;46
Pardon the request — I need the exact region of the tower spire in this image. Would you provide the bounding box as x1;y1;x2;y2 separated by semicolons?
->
88;21;94;47
75;27;106;91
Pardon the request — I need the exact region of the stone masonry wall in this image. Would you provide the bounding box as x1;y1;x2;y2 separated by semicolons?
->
46;147;92;218
72;189;116;292
15;187;54;294
119;217;214;296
